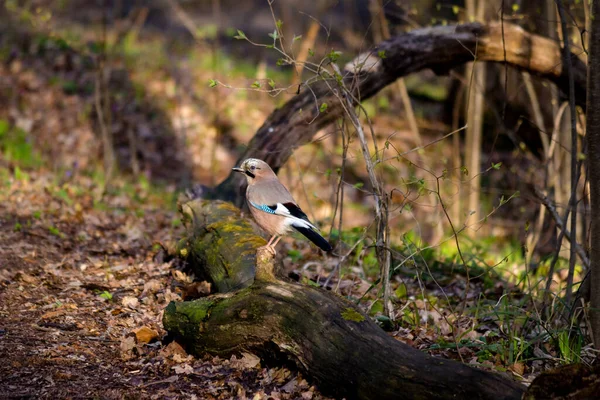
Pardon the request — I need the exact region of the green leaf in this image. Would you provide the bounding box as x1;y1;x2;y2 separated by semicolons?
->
99;291;113;301
48;226;62;237
308;48;315;57
251;81;261;89
268;30;279;40
276;19;283;30
319;103;328;113
394;283;407;299
492;162;502;170
375;315;394;331
234;29;247;40
328;50;342;62
452;5;460;14
378;50;386;59
353;182;364;189
334;72;343;84
461;166;468;176
512;3;520;12
268;79;275;89
293;34;302;42
208;79;218;88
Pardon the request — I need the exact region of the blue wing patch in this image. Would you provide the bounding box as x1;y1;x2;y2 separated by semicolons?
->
250;201;276;214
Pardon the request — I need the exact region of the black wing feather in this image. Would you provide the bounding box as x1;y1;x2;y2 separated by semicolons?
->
281;202;309;221
293;225;332;252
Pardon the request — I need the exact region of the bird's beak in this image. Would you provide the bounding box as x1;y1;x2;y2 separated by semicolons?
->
232;167;244;173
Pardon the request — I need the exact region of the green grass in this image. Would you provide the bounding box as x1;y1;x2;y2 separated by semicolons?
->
0;120;42;168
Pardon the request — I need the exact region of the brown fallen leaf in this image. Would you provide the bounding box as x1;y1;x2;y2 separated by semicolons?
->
172;353;193;364
134;326;158;344
172;363;193;375
301;390;314;400
121;296;139;308
40;309;66;320
15;272;39;285
230;352;260;370
120;336;136;360
142;279;162;295
172;269;193;284
182;281;212;299
510;362;525;376
251;392;266;400
159;341;188;359
281;377;298;393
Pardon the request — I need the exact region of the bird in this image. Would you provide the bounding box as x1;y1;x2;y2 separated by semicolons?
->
232;158;332;255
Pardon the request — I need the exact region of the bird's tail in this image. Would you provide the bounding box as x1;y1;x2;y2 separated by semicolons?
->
293;225;332;252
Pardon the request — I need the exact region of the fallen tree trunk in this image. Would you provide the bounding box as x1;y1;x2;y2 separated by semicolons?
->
164;199;525;400
204;22;587;205
176;200;266;292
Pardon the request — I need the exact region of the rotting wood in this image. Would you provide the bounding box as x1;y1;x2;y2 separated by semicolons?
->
176;199;265;293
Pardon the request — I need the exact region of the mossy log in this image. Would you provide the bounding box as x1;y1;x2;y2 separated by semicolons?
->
165;200;525;399
176;199;266;293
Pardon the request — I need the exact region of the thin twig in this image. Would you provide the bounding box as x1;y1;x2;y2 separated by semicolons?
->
330;62;392;318
556;0;580;305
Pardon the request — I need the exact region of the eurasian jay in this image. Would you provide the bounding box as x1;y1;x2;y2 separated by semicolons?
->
232;158;332;254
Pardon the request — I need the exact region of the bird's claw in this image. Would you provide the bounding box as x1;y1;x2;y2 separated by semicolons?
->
258;245;277;257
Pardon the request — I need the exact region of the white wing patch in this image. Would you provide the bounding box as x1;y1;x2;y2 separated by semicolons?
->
272;203;291;216
251;201;318;231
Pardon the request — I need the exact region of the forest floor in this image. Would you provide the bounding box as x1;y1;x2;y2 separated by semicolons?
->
0;172;330;399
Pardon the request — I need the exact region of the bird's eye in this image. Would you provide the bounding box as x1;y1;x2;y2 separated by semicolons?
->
250;165;256;170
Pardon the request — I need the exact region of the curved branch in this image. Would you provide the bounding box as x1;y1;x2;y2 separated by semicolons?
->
208;22;586;205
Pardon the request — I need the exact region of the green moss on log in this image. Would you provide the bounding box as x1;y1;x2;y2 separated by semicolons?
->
341;307;365;322
176;199;266;293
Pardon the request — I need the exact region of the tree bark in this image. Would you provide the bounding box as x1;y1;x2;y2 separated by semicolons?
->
204;22;587;206
164;199;525;400
586;0;600;348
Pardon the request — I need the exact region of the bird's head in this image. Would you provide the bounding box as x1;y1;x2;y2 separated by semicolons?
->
232;158;275;183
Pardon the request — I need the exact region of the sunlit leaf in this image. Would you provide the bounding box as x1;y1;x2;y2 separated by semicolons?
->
234;29;247;40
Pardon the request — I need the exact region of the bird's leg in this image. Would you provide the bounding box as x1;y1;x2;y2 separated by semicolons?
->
271;236;282;248
269;236;282;255
262;235;278;256
266;235;277;247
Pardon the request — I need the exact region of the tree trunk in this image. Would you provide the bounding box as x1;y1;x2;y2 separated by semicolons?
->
202;22;587;206
586;0;600;349
164;199;525;400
